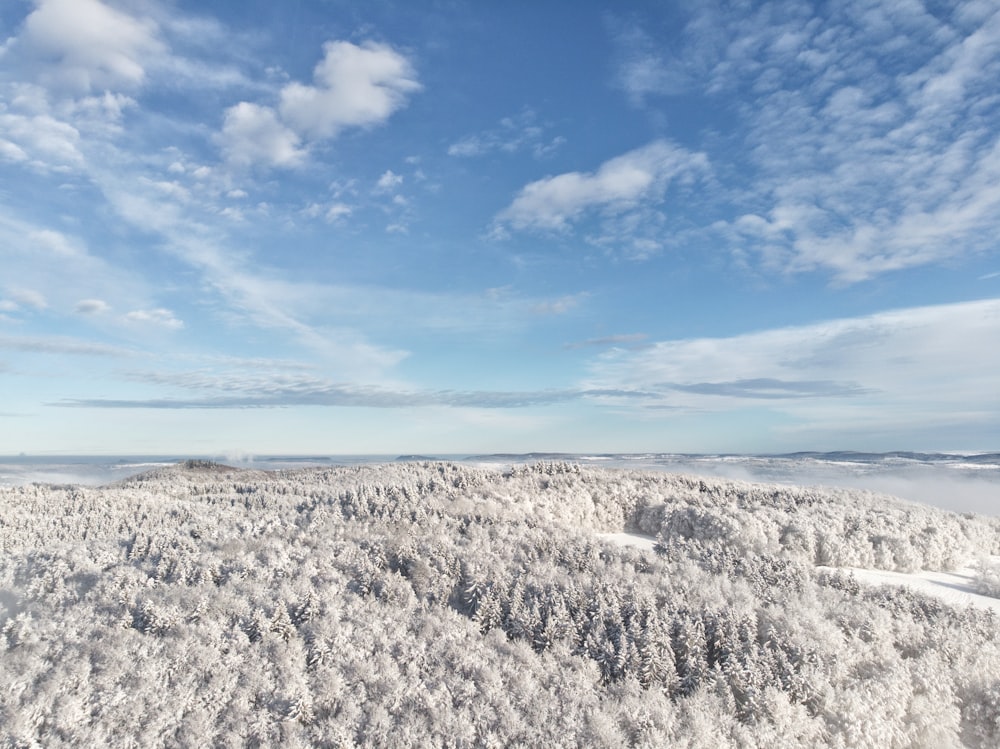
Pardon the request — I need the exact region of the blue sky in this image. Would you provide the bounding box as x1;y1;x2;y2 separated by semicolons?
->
1;0;999;456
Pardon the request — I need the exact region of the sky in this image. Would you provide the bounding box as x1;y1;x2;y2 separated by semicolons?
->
1;0;999;456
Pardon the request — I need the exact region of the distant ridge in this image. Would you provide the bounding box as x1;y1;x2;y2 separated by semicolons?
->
463;452;583;461
772;451;1000;464
119;459;243;484
459;450;1000;464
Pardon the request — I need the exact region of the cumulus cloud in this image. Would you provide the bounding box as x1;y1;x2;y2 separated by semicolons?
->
218;40;419;169
279;41;420;139
374;169;403;193
495;140;708;233
12;0;163;93
216;102;305;168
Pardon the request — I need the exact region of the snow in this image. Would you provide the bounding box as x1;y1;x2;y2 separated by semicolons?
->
821;559;1000;614
600;531;1000;614
597;531;658;552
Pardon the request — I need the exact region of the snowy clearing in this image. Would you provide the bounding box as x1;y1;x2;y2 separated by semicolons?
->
820;559;1000;614
602;530;1000;614
596;531;658;552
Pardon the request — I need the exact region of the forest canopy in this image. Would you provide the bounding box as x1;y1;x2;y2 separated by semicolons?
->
2;460;999;747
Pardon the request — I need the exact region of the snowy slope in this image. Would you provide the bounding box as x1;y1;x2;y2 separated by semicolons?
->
601;530;1000;614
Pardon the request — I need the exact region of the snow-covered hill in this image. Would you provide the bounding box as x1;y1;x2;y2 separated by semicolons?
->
2;460;999;747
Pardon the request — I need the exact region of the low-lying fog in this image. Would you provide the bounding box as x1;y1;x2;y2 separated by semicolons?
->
615;457;1000;516
1;453;996;516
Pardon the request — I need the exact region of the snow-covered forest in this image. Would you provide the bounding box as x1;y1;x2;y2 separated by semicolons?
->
2;460;1000;747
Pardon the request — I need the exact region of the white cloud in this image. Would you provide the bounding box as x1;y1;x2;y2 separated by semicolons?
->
0;333;133;357
8;288;48;310
124;308;183;330
84;174;412;379
13;0;163;93
448;111;564;159
0;111;83;171
565;333;648;350
139;176;190;202
0;140;28;162
328;179;358;199
611;22;698;104
0;0;242;177
217;102;305;168
302;201;354;222
374;169;403;192
496;140;708;232
188;272;590;342
75;298;110;315
12;0;255;101
67;91;136;126
26;228;84;257
447;137;484;157
0;211;159;320
531;294;587;316
615;3;1000;282
325;202;352;222
279;40;421;140
216;40;419;170
584;298;1000;438
62;366;587;410
0;8;418;384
